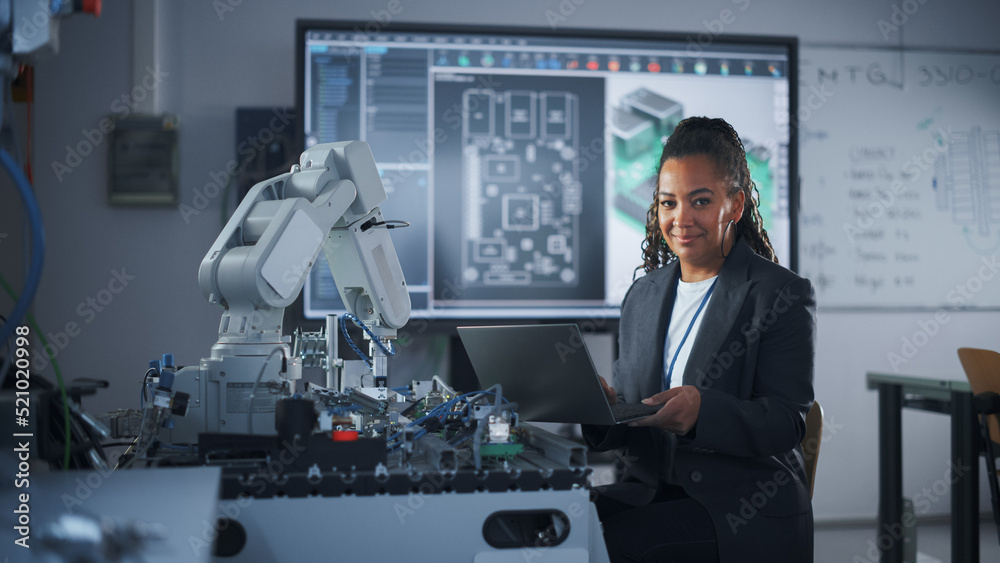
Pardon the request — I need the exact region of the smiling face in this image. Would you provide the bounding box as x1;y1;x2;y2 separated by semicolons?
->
657;154;745;281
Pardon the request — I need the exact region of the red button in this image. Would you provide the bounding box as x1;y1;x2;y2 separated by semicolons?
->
332;430;359;441
82;0;102;17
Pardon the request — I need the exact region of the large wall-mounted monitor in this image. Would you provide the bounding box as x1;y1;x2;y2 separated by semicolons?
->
296;21;797;320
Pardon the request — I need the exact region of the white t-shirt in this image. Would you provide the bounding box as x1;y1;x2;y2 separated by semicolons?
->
663;275;718;390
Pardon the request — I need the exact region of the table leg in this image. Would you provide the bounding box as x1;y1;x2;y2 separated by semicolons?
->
878;383;904;563
950;390;979;563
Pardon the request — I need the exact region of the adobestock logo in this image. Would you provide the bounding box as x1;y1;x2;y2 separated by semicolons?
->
50;65;170;183
877;0;930;41
887;253;998;371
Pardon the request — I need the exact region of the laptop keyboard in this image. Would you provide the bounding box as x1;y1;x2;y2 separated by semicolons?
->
610;402;661;422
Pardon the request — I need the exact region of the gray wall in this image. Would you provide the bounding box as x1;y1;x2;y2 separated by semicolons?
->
3;0;999;522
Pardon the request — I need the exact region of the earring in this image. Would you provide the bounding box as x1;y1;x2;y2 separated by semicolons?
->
720;220;736;259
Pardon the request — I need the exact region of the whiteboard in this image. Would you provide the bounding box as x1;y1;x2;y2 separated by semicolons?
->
797;46;1000;309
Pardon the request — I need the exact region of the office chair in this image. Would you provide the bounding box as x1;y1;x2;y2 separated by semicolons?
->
801;400;823;499
957;347;1000;545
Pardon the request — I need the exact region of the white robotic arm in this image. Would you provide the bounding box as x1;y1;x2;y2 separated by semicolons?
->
198;140;410;344
162;141;409;442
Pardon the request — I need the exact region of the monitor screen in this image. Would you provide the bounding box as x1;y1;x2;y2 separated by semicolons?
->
296;22;797;320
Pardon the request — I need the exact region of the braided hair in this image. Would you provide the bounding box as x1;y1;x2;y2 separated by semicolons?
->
638;116;776;275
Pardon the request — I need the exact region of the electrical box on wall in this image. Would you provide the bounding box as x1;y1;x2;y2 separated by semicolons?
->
108;114;179;205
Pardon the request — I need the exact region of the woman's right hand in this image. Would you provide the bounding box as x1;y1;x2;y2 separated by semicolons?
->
598;376;617;405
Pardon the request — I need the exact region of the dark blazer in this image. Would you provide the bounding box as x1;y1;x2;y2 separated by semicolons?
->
585;236;816;562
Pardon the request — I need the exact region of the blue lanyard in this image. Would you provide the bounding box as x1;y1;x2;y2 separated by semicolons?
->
664;277;718;389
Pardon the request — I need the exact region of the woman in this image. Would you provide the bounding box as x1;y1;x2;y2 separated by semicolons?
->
585;117;815;562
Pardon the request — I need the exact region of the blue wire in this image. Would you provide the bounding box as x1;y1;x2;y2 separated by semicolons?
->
448;434;471;447
387;428;427;451
327;405;359;416
387;389;508;447
339;314;372;368
342;313;396;356
0;149;45;351
386;410;439;444
466;390;508;404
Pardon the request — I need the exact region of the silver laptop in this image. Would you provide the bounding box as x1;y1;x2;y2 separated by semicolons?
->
457;324;660;425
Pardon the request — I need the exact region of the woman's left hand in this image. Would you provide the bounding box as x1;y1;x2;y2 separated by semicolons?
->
629;385;701;435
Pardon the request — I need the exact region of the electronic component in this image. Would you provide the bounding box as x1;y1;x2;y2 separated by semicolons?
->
487;413;512;443
98;409;143;439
